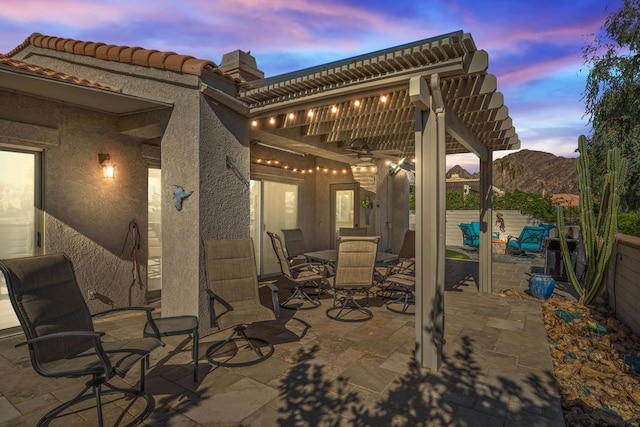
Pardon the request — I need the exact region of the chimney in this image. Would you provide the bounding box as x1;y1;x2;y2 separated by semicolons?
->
219;50;264;82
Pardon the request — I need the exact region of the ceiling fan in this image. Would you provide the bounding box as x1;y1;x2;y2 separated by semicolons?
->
344;139;403;163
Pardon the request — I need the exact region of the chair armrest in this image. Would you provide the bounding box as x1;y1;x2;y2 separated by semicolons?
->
290;262;327;275
17;331;114;377
205;288;236;327
16;330;105;347
93;306;160;339
259;281;281;318
92;306;154;317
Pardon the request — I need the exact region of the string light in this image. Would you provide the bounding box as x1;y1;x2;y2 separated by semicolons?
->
251;158;360;176
249;92;396;128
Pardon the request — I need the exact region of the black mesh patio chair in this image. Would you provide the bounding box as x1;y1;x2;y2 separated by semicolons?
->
0;253;163;427
326;236;380;322
204;238;280;367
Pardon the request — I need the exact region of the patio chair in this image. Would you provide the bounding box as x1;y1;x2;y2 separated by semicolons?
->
0;253;163;427
267;231;327;310
384;273;415;315
506;225;548;254
459;222;480;249
326;236;380;322
204;238;280;367
339;227;368;237
378;230;415;298
281;228;309;264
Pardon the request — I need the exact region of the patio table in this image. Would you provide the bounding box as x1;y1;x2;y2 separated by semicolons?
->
304;249;398;266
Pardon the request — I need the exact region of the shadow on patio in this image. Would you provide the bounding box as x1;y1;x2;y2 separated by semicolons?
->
0;259;564;426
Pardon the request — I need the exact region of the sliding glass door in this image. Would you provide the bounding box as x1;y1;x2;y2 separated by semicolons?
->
0;149;42;331
250;179;299;276
147;168;161;300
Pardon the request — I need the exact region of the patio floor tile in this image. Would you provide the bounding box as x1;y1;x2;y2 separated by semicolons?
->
0;257;565;426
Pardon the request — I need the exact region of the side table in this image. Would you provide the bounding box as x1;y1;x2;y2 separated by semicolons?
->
144;315;199;382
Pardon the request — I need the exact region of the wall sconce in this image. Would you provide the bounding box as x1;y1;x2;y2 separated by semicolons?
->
98;154;115;178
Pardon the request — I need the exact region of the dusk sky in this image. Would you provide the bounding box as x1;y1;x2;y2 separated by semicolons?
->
0;0;624;172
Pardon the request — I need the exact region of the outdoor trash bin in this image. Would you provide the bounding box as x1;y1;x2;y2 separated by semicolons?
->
529;274;556;300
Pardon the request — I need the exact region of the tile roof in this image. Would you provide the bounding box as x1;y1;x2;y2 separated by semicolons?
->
6;33;229;78
0;55;117;91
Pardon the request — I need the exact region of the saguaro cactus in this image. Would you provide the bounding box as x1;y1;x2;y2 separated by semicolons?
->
556;135;628;304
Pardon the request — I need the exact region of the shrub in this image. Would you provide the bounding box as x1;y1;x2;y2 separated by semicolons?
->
617;211;640;237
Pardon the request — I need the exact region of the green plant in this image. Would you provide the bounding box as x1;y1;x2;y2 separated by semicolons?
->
618;211;640;237
361;196;372;209
583;0;640;210
557;135;628;304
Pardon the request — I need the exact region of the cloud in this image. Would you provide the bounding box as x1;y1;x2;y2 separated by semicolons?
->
0;0;128;28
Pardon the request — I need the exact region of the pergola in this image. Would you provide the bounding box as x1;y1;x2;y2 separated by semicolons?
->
230;30;519;370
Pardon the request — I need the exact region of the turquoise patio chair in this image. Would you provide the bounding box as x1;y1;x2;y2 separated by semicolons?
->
459;222;480;249
506;225;548;254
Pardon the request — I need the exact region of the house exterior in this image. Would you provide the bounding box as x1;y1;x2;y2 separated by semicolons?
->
1;31;518;370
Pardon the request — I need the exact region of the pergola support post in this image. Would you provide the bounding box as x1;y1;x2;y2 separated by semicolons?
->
479;155;493;294
410;74;445;371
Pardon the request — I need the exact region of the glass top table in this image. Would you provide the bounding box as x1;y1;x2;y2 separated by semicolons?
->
304;249;398;265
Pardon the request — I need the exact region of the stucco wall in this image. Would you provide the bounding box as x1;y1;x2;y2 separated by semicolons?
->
197;95;250;331
607;234;640;335
9;46;248;325
0;89;155;309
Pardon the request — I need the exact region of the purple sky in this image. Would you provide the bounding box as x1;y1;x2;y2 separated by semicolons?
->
0;0;622;172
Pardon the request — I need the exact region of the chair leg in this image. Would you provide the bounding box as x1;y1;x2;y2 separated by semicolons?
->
192;329;199;382
280;284;321;310
94;384;104;427
139;358;146;391
386;286;415;315
325;289;373;322
38;383;92;427
206;325;274;368
37;375;155;427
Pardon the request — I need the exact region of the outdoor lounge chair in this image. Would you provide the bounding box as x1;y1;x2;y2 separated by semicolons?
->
281;228;309;263
326;236;380;322
506;225;548;254
459;222;480;249
268;231;328;310
204;238;280;367
0;253;163;427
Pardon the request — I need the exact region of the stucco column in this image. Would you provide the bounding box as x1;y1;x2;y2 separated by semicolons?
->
479;155;493;293
161;91;250;334
410;75;446;371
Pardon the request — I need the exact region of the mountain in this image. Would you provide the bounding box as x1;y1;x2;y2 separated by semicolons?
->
446;165;478;180
447;149;579;195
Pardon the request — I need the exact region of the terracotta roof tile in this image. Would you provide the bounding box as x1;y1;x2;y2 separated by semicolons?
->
0;55;117;91
5;33;235;79
131;49;156;67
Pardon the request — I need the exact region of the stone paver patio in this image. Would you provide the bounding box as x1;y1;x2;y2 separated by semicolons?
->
0;257;565;426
